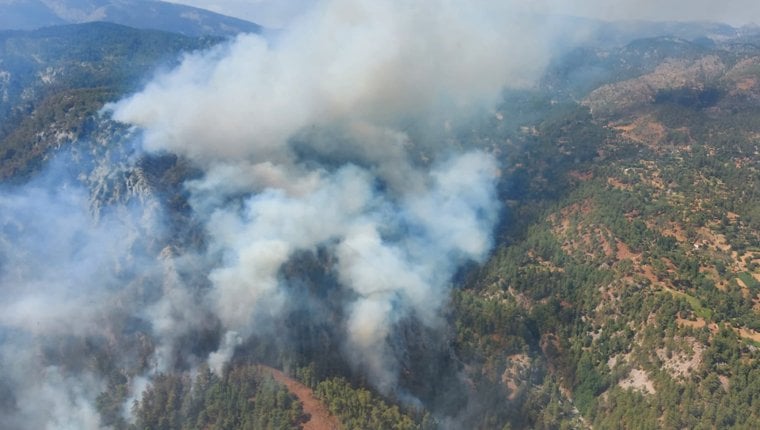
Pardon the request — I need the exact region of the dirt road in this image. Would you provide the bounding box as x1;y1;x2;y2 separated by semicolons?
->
258;365;341;430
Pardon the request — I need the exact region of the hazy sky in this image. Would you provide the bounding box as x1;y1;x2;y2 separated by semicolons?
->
165;0;315;28
540;0;760;26
166;0;760;28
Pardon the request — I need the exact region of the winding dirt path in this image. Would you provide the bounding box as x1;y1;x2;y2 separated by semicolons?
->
258;365;341;430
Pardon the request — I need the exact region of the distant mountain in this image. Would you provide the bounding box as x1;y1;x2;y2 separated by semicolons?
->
0;0;262;37
0;21;218;178
543;14;745;48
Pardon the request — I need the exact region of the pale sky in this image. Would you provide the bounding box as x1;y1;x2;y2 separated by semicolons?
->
536;0;760;27
167;0;760;29
164;0;315;28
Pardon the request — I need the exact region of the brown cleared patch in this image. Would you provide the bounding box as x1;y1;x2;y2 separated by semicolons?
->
560;199;594;217
736;327;760;343
613;116;668;148
258;365;342;430
634;160;669;191
677;317;706;329
607;354;621;369
613;123;637;133
612;116;694;155
599;229;615;258
641;265;661;285
661;257;678;272
507;287;535;310
502;354;531;401
607;177;632;190
696;227;732;252
616;240;638;262
548;199;593;234
675;319;760;343
568;170;593;181
558;225;615;260
735;76;758;91
676;317;718;333
586;56;726;117
736;277;751;298
619;368;656;395
719;375;731;391
660;221;688;242
734;156;755;169
550;200;622;261
526;251;566;273
733;251;760;278
624;210;641;222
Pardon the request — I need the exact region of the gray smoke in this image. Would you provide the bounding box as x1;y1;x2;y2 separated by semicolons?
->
0;1;561;427
0;161;168;429
112;0;547;163
109;0;548;393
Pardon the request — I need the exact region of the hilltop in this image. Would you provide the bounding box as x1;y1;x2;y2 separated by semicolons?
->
0;0;262;36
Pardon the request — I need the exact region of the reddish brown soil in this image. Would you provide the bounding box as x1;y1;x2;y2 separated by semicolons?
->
675;318;760;343
661;222;687;242
607;177;632;190
676;317;712;331
568;170;593;181
735;77;758;91
736;327;760;343
259;365;341;430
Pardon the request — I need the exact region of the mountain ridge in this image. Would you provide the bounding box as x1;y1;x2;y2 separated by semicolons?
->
0;0;263;36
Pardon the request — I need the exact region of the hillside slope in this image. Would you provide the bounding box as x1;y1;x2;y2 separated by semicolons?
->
0;0;262;36
0;22;218;179
454;36;760;429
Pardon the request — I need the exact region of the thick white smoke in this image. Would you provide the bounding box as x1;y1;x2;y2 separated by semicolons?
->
109;0;542;392
112;0;546;164
0;162;170;429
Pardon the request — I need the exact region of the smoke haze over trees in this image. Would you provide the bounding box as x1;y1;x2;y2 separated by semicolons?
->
1;0;760;429
0;0;552;427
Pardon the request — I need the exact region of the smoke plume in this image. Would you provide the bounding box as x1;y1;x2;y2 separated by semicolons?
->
0;0;555;427
0;156;169;429
108;0;547;393
111;0;543;392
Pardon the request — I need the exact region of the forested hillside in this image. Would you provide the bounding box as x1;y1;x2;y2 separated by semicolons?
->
0;14;758;430
0;22;219;179
452;36;760;428
122;34;760;430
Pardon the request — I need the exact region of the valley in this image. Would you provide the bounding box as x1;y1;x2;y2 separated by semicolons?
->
0;2;758;429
